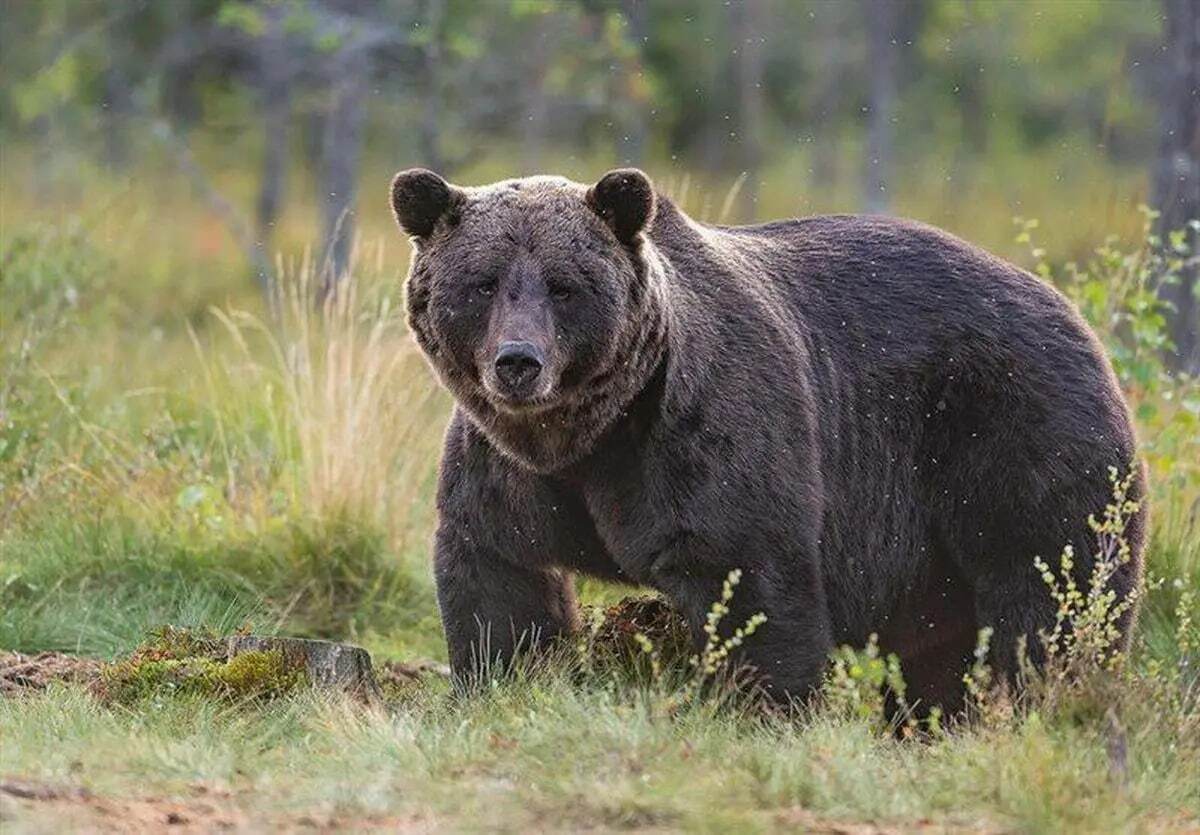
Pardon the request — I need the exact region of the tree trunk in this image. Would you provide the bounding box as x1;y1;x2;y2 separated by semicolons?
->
256;2;292;268
810;5;847;191
320;43;369;294
863;0;900;213
417;0;447;173
101;61;132;172
225;636;381;702
1153;0;1200;374
730;0;766;220
618;0;649;166
521;14;552;176
152;118;273;289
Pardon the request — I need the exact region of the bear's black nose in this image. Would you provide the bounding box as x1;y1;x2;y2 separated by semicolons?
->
494;341;544;390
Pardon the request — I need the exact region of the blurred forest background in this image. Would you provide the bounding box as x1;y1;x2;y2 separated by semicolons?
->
2;5;1200;828
2;0;1199;639
1;0;1196;371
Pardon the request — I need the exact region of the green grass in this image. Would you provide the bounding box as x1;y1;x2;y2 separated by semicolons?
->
2;668;1196;832
1;149;1198;832
0;511;442;659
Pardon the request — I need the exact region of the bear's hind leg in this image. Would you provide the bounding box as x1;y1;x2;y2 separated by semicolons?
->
877;558;978;719
938;493;1067;685
968;566;1053;685
946;472;1137;687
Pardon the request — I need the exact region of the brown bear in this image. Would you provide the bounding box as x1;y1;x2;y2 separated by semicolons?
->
389;167;1145;710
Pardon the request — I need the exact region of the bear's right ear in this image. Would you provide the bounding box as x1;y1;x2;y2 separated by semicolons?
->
390;168;459;240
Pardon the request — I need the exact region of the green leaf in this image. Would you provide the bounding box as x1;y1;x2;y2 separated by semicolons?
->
217;1;266;37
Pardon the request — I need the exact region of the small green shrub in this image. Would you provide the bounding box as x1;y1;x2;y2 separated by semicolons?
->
692;569;768;679
1034;466;1142;673
823;633;929;734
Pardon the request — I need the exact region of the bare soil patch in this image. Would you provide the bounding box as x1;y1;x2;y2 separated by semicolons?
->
0;779;437;833
0;652;101;696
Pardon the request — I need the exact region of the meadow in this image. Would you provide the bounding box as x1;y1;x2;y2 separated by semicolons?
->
1;142;1198;832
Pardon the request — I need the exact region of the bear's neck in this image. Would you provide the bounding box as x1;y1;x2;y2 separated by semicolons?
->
474;242;671;474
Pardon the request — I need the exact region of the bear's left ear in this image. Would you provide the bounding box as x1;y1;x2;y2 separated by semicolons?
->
390;168;461;240
587;168;656;244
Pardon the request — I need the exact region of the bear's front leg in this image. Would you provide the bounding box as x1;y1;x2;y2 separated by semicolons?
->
653;553;833;703
434;524;580;689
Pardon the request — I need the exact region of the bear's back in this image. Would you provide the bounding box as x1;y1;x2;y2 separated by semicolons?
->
648;204;1110;399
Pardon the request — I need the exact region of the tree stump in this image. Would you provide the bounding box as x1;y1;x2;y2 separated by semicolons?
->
224;636;382;703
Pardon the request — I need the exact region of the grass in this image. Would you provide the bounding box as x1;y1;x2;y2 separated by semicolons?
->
1;144;1198;831
1;667;1196;832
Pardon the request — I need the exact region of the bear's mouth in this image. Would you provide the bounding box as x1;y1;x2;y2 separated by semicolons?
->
481;370;560;414
488;388;558;415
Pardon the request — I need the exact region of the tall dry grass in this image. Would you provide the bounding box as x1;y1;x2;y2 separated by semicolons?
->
199;237;446;552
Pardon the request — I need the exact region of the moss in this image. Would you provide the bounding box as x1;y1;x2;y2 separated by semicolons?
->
101;657;216;702
208;649;304;698
99;627;306;705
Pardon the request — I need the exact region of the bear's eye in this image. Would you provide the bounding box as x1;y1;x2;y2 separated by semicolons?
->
475;280;496;298
548;283;572;302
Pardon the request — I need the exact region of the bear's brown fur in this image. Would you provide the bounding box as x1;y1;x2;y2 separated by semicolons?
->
390;167;1145;709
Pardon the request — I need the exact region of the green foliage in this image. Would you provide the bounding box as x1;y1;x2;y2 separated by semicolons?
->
0;225;439;659
0;505;434;658
1018;209;1193;394
215;1;266;37
823;633;925;734
0;0;1164;198
962;626;997;719
692;569;768;679
1034;467;1142;671
3;645;1197;832
919;1;1157;155
1017;211;1200;496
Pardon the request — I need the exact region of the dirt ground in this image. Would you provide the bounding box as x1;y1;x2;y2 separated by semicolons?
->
1;778;975;834
0;779;439;833
0;649;447;832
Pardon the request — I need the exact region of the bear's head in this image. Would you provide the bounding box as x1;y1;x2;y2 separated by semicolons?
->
391;168;668;473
